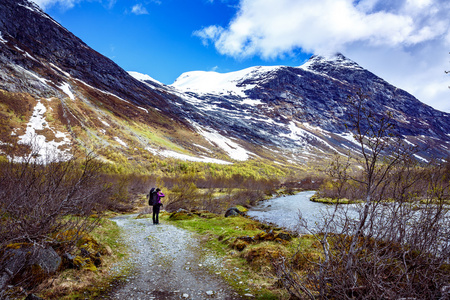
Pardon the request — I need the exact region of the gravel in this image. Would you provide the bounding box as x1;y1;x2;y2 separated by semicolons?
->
97;214;243;300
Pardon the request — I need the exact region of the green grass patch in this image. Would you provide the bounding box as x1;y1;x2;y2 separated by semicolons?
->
310;195;362;204
161;212;313;299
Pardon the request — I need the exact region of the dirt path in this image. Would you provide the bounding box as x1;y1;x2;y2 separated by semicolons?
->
99;215;244;300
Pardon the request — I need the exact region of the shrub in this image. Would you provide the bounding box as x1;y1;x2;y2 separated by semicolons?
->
0;147;117;291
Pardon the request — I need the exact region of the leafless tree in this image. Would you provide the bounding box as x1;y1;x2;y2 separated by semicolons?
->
0;143;113;253
274;92;450;299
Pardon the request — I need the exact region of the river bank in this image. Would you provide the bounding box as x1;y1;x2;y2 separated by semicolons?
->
32;193;322;299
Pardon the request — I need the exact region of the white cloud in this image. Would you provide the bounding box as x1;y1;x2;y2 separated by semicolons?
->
31;0;117;10
196;0;450;112
31;0;80;10
131;3;149;15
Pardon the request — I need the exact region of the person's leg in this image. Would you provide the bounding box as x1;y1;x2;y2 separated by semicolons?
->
152;206;157;224
154;205;160;224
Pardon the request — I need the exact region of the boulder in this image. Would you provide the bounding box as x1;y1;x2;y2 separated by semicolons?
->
31;246;61;274
275;231;293;241
0;246;28;290
0;245;61;290
225;207;244;217
62;252;76;269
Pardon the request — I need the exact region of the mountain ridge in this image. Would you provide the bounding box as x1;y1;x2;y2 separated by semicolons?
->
1;0;449;166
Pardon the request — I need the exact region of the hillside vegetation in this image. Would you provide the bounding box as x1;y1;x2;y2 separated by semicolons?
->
1;92;449;300
0;133;316;298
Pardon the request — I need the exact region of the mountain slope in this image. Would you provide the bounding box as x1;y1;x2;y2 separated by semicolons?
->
0;0;234;165
0;0;449;166
165;54;450;161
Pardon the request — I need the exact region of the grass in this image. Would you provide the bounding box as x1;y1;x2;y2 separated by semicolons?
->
36;217;132;300
31;208;320;299
161;212;318;299
310;195;363;204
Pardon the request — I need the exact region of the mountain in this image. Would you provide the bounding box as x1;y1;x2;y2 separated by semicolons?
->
0;0;216;163
165;54;450;161
1;0;449;166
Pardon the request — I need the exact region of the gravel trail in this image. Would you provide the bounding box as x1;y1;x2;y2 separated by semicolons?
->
101;215;243;300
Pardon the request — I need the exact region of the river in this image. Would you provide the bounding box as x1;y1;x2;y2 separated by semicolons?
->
247;191;358;232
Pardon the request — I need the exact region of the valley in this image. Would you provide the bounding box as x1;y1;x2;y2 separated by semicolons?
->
0;0;449;299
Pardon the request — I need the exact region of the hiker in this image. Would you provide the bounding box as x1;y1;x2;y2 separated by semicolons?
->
150;188;165;224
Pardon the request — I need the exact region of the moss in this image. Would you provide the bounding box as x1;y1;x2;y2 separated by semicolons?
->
274;231;293;241
235;205;248;213
254;231;275;241
243;246;284;265
37;219;126;299
232;239;249;251
73;256;98;271
169;211;194;220
6;242;32;249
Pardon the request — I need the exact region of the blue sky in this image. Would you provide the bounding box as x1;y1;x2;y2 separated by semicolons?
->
32;0;450;113
33;0;311;83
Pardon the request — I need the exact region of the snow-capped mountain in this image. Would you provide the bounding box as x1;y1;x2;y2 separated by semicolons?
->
1;0;449;166
161;54;450;161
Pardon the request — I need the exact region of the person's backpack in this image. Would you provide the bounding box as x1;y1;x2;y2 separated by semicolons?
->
148;188;156;206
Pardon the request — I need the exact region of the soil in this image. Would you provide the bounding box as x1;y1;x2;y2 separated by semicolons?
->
97;214;245;300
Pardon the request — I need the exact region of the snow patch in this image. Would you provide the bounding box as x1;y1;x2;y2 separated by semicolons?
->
137;106;148;113
0;31;7;43
114;137;128;148
242;99;263;106
146;147;232;165
280;121;316;141
14;65;50;86
194;144;212;153
171;66;279;98
18;2;41;13
193;124;253;161
16;100;72;162
300;54;363;71
59;83;75;100
128;71;163;86
50;63;71;78
337;132;359;144
403;138;415;146
413;154;429;163
99;118;110;127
